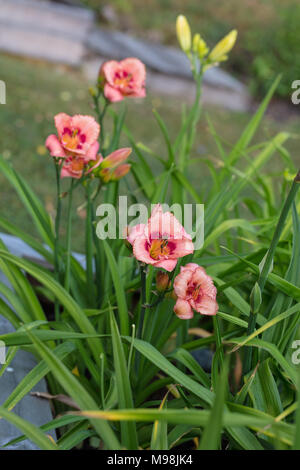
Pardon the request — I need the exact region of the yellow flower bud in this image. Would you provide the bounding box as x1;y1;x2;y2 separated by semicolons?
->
88;86;97;97
192;34;200;52
176;15;192;53
193;33;209;59
208;29;237;63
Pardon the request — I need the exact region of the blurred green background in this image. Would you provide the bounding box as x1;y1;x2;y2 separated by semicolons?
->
1;0;300;251
83;0;300;98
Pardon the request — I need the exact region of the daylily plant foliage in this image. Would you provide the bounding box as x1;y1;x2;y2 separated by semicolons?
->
0;15;299;451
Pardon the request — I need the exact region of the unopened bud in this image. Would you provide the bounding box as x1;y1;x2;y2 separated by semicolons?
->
193;33;209;59
209;29;237;63
156;271;170;292
111;163;131;181
89;86;97;97
176;15;192;53
250;282;262;314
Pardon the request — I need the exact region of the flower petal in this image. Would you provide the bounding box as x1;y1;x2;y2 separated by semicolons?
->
127;224;147;245
183;263;200;272
121;58;146;87
154;259;177;272
71;115;100;147
103;148;132;168
192;268;217;298
61;165;82;179
104;84;124;102
132;238;154;264
173;268;193;298
84;141;99;161
54;113;72;140
111;163;131;181
131;87;146;98
169;238;194;258
148;205;192;241
45;134;66;158
174;298;194;319
101;61;120;85
196;294;218;316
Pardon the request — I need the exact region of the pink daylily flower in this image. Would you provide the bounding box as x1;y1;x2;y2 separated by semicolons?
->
45;113;100;179
173;263;218;319
99;58;146;103
60;153;103;179
46;113;100;160
127;204;194;272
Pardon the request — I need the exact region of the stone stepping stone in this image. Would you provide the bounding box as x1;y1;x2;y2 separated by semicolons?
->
0;233;57;450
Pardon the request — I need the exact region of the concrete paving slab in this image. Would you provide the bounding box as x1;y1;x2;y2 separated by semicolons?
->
0;233;57;449
0;0;94;65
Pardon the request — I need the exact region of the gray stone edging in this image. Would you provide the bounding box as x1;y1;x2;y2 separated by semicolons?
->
0;233;57;450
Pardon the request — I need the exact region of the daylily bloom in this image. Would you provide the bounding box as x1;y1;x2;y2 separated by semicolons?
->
173;263;218;319
96;147;132;183
45;113;100;179
60;153;102;179
127;204;194;272
46;113;100;160
99;58;146;103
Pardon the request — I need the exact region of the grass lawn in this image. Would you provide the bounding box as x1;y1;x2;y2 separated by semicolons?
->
1;53;299;251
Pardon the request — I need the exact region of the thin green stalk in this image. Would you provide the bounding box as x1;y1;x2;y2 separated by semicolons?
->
244;171;300;373
174;71;203;155
64;178;74;293
99;101;109;145
185;71;203;157
100;353;105;410
137;264;147;340
213;315;224;371
93;92;109;150
85;181;94;307
135;264;147;377
54;159;62;321
91;182;103;305
127;323;136;375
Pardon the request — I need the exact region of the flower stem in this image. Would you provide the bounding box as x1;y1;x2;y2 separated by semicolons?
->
93;92;109;151
54;159;62;321
91;197;103;306
213;315;224;370
99;100;109;146
135;264;147;377
64;178;74;293
85;181;94;307
244;172;300;373
186;71;203;156
137;264;147;340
